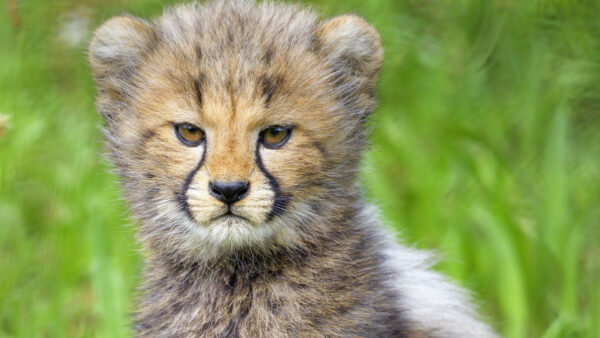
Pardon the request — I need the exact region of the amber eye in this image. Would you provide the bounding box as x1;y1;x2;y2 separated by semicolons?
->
259;125;292;149
174;123;205;147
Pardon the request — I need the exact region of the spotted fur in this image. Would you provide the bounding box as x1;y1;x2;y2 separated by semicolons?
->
89;0;497;336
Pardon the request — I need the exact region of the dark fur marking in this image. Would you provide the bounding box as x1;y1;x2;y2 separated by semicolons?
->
238;286;252;319
227;78;237;116
292;282;309;290
260;75;283;108
261;77;274;107
254;146;289;221
194;44;202;61
368;87;376;99
140;129;157;147
227;270;237;289
142;129;156;140
263;46;274;65
311;140;326;157
346;56;361;78
266;296;280;314
193;78;203;107
267;268;283;280
309;35;322;54
144;172;156;179
177;145;207;222
227;26;235;44
223;283;253;338
309;201;322;215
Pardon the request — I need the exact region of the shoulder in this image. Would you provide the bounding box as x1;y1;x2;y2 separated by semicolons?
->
356;204;498;338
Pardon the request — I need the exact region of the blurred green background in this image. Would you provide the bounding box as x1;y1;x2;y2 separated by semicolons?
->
1;0;599;336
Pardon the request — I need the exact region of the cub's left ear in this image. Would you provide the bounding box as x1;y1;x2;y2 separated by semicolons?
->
315;15;383;109
89;15;156;84
88;16;157;124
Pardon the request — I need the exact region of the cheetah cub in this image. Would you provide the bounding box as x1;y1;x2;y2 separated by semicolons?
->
89;0;497;336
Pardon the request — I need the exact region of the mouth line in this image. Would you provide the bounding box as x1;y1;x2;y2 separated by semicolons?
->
212;210;247;222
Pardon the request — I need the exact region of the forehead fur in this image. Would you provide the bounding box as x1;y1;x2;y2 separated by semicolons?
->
136;1;329;126
159;0;317;55
90;0;382;131
135;1;337;131
150;0;320;88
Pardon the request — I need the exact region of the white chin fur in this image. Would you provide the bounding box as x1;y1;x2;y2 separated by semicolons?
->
180;212;296;257
205;215;263;248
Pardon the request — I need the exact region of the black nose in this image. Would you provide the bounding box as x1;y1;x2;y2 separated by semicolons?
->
209;181;250;205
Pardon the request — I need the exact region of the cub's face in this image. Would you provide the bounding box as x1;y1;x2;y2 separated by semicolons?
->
89;1;382;259
129;48;339;250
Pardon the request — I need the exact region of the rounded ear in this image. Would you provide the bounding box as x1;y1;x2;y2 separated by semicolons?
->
315;15;383;93
89;15;156;122
89;15;156;82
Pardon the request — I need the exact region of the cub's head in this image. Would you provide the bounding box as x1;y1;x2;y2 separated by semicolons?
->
89;0;382;260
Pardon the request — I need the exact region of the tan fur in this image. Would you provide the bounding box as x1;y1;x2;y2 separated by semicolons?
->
89;1;496;336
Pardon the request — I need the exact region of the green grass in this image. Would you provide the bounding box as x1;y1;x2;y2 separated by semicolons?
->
1;0;599;337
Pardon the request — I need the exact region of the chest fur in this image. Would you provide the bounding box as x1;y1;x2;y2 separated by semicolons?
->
136;257;407;337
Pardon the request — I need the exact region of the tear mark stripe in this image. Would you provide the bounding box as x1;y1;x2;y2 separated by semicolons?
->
177;145;207;222
254;146;289;221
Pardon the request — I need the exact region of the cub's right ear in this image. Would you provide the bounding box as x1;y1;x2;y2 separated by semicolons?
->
315;15;383;120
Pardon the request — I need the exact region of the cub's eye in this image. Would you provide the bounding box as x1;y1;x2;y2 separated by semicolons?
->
174;123;205;147
259;125;292;149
